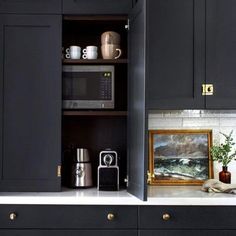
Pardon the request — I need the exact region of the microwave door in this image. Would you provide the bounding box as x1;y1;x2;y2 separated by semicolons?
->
62;73;73;100
72;73;102;100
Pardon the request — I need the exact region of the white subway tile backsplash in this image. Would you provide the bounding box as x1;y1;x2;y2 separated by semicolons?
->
220;118;236;127
149;118;182;129
183;117;219;127
148;113;163;119
219;110;236;118
164;110;201;118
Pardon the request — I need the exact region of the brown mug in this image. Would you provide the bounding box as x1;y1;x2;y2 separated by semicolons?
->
101;44;122;59
101;31;121;45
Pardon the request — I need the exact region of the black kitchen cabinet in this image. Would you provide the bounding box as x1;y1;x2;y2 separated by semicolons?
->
146;0;236;110
1;205;236;235
140;230;236;236
139;206;236;230
139;206;236;235
205;0;236;109
127;0;147;200
62;0;147;199
0;230;137;236
0;14;61;191
62;0;132;14
0;205;138;236
0;0;62;14
147;0;204;109
0;205;137;229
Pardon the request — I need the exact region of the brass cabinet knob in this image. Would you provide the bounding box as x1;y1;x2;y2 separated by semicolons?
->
162;213;171;221
107;213;115;221
9;213;17;221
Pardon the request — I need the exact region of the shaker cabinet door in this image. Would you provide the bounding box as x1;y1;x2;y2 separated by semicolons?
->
127;0;147;201
206;0;236;108
0;0;62;14
147;0;205;109
0;230;137;236
0;15;61;191
140;230;236;236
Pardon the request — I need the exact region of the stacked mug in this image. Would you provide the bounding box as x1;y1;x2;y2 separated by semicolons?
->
65;46;81;59
82;46;98;59
101;31;122;59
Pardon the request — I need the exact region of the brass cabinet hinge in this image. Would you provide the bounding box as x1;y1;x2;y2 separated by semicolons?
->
202;84;214;96
57;165;61;177
147;171;154;184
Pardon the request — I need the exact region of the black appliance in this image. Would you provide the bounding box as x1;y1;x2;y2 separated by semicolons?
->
97;150;119;191
63;65;115;109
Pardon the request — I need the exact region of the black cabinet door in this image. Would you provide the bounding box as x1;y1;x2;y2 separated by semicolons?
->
62;0;132;14
0;0;62;14
140;206;236;230
206;0;236;109
127;0;147;201
0;230;137;236
140;230;236;236
147;0;205;109
0;15;61;191
0;205;137;229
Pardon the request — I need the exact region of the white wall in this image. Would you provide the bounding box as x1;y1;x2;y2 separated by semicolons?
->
148;110;236;183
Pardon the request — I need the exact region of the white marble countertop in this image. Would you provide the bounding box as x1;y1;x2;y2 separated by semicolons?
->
0;186;235;205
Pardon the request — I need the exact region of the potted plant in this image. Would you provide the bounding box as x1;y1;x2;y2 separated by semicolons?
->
210;130;236;183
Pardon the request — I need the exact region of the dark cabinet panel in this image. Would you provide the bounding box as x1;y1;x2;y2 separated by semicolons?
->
0;15;61;191
206;0;236;108
140;230;236;236
147;0;205;109
140;206;236;229
0;205;137;229
147;0;236;110
62;0;132;14
127;0;147;201
0;16;3;193
0;230;137;236
0;0;62;14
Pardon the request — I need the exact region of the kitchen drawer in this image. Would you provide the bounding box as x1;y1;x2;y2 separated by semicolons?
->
62;0;132;14
140;230;236;236
0;205;138;229
0;0;62;14
0;230;137;236
139;206;236;230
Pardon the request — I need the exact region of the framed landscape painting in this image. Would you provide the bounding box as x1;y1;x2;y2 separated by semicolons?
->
149;129;213;185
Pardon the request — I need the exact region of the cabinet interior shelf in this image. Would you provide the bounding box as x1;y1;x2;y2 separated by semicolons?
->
63;59;128;64
63;111;127;116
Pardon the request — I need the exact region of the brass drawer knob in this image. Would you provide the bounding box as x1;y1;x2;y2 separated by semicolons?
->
162;213;171;221
9;213;17;221
107;213;115;221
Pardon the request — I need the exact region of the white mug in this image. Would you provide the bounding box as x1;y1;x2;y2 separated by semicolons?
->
82;51;98;59
82;46;98;59
83;46;98;53
70;46;81;59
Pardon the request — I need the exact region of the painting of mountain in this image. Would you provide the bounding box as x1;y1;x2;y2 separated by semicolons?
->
150;130;213;184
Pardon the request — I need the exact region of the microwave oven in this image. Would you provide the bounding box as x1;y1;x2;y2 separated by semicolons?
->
63;65;115;109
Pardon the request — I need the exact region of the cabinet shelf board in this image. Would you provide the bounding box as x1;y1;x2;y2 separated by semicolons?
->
63;59;128;64
63;111;127;116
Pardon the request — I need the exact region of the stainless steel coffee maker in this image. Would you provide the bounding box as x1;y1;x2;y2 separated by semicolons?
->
70;148;93;188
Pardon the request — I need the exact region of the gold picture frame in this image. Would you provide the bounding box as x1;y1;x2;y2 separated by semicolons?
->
148;129;213;185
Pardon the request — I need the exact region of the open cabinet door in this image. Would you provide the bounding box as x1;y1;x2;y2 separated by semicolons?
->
127;0;147;201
